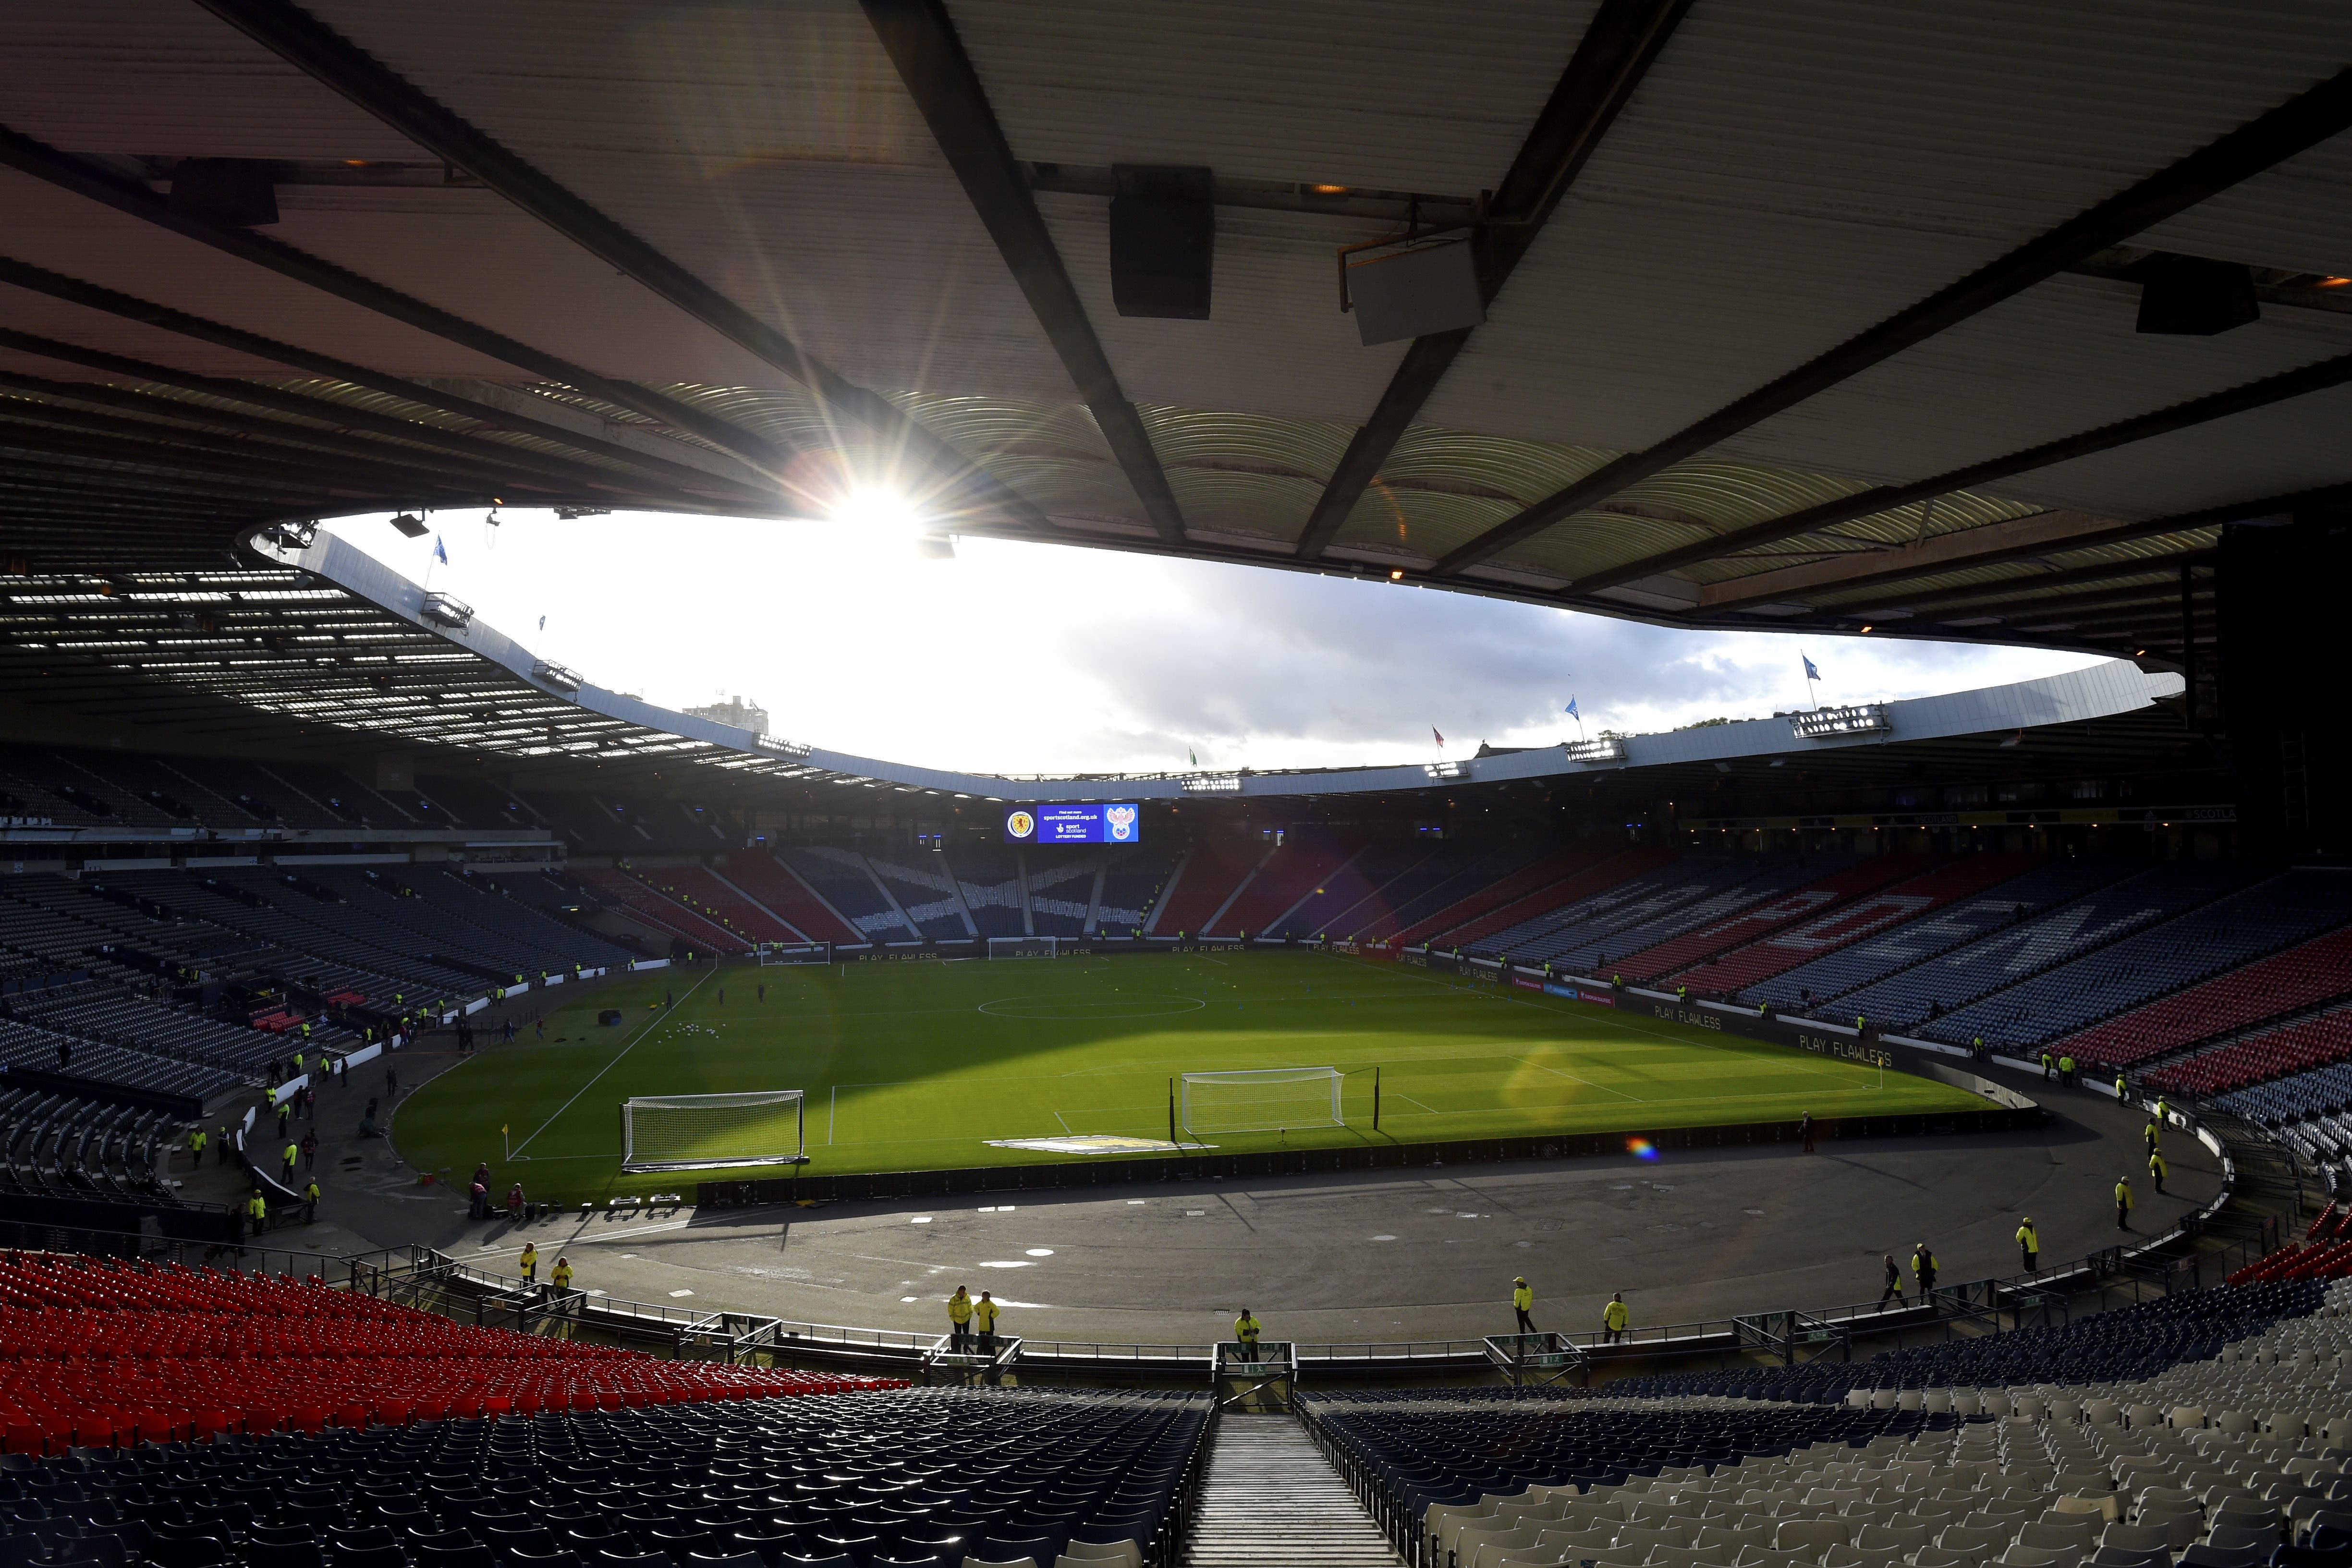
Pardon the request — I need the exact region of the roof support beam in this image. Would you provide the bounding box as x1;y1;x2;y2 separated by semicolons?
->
1571;343;2352;600
192;0;1048;533
0;401;490;501
1292;0;1692;561
1435;64;2352;576
1804;555;2213;620
1912;580;2210;625
0;330;710;508
0;122;811;492
0;256;768;503
859;0;1187;546
0;418;459;501
0;361;590;504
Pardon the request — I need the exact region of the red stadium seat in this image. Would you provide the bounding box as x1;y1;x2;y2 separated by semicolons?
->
0;1253;900;1446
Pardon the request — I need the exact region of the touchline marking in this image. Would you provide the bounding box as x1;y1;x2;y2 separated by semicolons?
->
1528;1057;1645;1103
829;1084;837;1146
511;969;714;1157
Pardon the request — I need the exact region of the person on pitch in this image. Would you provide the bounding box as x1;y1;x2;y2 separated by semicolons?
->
948;1285;974;1352
2015;1216;2038;1273
1878;1253;1903;1309
1602;1292;1630;1343
2145;1117;2161;1153
1911;1241;1938;1301
1512;1277;1535;1335
973;1290;999;1355
1232;1306;1261;1356
2115;1175;2134;1230
519;1241;538;1285
2149;1147;2168;1195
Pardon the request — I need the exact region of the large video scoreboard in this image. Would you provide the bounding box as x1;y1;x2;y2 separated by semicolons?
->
1002;803;1141;845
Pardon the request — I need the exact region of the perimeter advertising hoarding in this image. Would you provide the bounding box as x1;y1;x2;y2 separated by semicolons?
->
1002;803;1141;845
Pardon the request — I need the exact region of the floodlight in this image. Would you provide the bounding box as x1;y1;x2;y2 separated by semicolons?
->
530;658;583;693
388;512;428;538
1789;703;1891;739
419;592;473;631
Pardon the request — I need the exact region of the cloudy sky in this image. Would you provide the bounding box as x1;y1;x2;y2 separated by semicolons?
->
327;509;2108;776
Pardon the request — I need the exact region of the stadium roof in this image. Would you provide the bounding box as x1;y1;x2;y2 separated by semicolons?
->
2;4;2347;672
0;523;2161;807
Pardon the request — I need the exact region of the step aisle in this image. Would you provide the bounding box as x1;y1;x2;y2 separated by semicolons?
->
1180;1413;1403;1568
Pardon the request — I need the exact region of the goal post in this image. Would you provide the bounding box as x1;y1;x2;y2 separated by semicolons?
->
1181;1068;1344;1135
757;941;831;965
620;1090;806;1172
987;936;1060;960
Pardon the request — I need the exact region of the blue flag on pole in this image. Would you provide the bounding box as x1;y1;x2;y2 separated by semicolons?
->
432;535;449;566
1802;653;1820;681
1564;697;1579;720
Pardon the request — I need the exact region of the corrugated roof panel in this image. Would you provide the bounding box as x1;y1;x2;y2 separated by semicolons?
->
888;393;1119;469
2139;134;2352;281
1141;404;1354;486
0;171;523;383
1162;468;1325;543
306;0;941;169
945;0;1601;194
1430;0;2352;454
291;3;1073;401
1715;274;2352;494
1424;191;2004;451
1812;529;2222;615
1340;486;1510;565
1038;197;1406;426
1984;382;2352;519
0;0;416;159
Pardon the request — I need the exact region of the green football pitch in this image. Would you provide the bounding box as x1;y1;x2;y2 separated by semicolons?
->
394;949;1981;1203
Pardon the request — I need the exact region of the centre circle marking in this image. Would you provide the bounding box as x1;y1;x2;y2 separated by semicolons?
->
978;994;1207;1021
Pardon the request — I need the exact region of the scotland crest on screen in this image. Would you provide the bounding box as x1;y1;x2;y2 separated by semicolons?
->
1105;804;1138;841
1005;809;1035;840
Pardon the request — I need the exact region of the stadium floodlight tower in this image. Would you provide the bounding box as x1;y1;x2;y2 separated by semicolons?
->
621;1091;806;1172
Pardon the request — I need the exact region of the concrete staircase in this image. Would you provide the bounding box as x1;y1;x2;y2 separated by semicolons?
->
1181;1414;1402;1568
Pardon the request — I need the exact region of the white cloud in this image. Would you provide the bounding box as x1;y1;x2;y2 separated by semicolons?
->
327;510;2108;774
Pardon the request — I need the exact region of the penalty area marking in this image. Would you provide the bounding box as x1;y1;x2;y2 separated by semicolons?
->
977;994;1207;1021
508;968;716;1159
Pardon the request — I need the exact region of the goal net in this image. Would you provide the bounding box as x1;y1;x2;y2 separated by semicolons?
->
988;936;1060;959
1181;1068;1344;1135
621;1090;806;1172
757;941;831;965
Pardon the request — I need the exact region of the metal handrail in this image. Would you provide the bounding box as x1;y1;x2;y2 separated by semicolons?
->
7;1088;2302;1382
